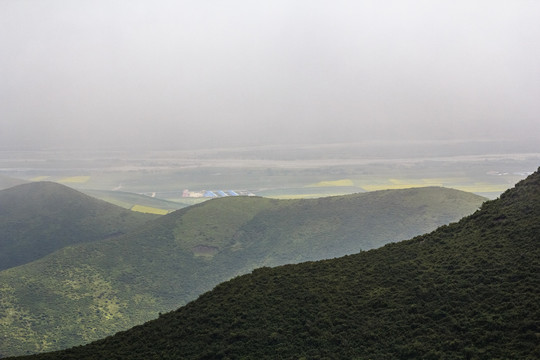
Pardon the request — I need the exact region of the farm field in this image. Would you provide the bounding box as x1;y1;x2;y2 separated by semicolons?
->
130;204;169;215
1;141;539;207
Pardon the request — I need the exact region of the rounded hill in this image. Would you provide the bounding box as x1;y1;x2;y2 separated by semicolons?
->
0;181;156;271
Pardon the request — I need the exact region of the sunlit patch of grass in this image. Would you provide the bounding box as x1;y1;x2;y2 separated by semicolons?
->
131;205;168;215
59;176;90;183
30;176;50;181
306;179;354;187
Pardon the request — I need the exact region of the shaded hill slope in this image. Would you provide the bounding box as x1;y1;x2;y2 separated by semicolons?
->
0;182;156;271
13;168;540;360
0;175;27;191
231;186;483;263
0;187;485;357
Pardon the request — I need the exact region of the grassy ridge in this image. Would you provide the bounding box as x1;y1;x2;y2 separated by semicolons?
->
13;168;540;360
233;187;485;264
0;182;156;271
0;187;485;357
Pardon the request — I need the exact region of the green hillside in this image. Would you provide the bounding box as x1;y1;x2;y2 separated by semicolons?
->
0;187;485;357
13;168;540;359
0;182;157;271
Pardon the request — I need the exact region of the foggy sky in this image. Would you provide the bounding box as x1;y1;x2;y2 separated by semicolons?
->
1;0;540;150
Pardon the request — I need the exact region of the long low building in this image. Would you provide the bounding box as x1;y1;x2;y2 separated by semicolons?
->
183;189;254;198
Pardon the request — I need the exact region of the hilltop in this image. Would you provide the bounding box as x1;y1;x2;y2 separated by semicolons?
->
0;175;27;191
0;182;156;271
11;168;540;359
0;187;485;357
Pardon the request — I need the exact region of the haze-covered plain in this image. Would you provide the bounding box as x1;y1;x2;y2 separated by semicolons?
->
1;141;539;207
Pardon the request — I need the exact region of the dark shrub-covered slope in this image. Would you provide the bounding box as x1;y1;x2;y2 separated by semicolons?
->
14;168;540;359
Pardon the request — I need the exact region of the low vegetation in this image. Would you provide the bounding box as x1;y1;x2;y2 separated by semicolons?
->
11;167;540;360
0;182;156;271
0;187;485;356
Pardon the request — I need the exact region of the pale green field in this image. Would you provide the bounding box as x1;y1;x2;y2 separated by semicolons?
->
306;179;355;187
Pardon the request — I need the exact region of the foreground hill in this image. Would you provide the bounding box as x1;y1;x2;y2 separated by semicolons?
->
14;169;540;359
0;187;485;357
0;182;156;271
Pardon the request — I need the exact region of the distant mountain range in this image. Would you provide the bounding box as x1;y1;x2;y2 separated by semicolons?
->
11;168;539;360
0;183;485;357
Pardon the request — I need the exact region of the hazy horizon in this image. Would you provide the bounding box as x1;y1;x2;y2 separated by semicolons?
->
2;1;540;151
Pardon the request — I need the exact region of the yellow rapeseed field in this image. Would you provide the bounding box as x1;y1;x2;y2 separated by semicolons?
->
131;205;168;215
59;176;91;183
